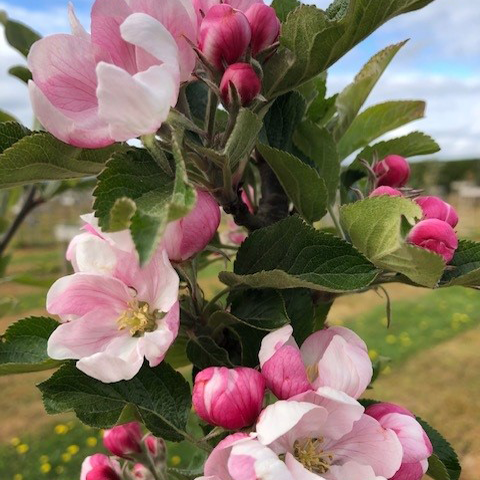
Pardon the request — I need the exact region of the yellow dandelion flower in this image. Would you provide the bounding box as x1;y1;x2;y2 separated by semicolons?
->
368;349;379;361
67;445;80;455
13;474;23;480
16;444;29;454
10;437;21;447
40;455;49;464
385;334;397;345
62;452;72;463
40;463;52;474
86;437;98;447
55;424;69;435
171;455;182;467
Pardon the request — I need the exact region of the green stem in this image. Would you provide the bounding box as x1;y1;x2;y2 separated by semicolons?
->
142;134;174;176
328;204;345;239
182;431;213;453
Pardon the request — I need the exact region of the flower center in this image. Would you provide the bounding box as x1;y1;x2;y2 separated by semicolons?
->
117;300;158;337
294;438;334;474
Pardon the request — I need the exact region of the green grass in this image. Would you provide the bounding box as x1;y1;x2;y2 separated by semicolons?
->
336;286;480;364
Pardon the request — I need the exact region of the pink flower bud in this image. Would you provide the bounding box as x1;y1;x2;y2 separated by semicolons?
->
369;186;403;198
133;464;154;480
220;63;261;106
103;422;143;459
162;190;221;262
415;196;458;228
192;367;266;429
407;218;458;263
81;454;121;480
245;4;280;55
199;4;252;70
366;403;433;480
373;155;411;188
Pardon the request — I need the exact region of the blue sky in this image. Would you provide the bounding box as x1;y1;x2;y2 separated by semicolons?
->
1;0;479;159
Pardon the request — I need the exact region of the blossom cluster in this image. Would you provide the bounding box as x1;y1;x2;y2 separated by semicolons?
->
369;155;459;262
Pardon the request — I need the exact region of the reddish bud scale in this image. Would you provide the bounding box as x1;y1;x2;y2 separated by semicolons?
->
220;63;262;106
373;155;411;188
407;218;458;263
199;4;252;71
244;4;281;55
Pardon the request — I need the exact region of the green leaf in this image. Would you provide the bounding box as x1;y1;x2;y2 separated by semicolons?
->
0;121;30;153
186;336;233;369
0;316;62;375
427;454;451;480
272;0;300;22
230;289;290;331
0;132;121;188
441;240;480;287
94;146;196;264
109;197;137;231
340;196;445;287
337;101;426;161
263;0;436;97
225;109;263;169
355;131;441;164
38;362;192;442
263;91;306;152
0;110;17;123
293;121;339;203
8;65;32;83
257;143;328;223
219;215;378;292
0;14;41;57
186;82;208;121
333;41;408;140
418;418;461;480
282;289;315;344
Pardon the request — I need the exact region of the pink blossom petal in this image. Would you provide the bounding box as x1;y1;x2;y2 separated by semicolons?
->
230;439;295;480
327;461;387;480
291;387;364;440
140;302;179;367
325;414;403;479
47;308;122;360
80;214;135;252
47;273;130;320
313;335;373;398
256;401;328;454
262;345;312;400
258;325;297;368
391;460;427;480
77;335;144;382
68;2;89;39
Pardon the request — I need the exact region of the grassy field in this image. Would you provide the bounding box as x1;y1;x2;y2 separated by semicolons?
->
1;244;479;479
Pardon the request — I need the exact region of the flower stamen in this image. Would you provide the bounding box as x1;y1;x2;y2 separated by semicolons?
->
117;300;158;336
294;437;334;474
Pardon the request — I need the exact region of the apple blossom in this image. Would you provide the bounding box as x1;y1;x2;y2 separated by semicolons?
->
133;464;155;480
415;196;459;227
244;4;281;55
193;0;262;25
47;216;180;383
199;5;252;71
193;367;266;429
198;393;403;480
103;422;143;459
366;403;433;480
161;189;221;262
373;155;411;188
28;0;197;148
407;218;458;263
81;454;122;480
259;325;373;400
220;63;262;106
370;186;404;198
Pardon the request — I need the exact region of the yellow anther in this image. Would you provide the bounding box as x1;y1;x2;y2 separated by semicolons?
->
117;300;158;336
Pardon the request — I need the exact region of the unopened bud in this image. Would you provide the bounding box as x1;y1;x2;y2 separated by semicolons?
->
81;454;121;480
415;196;458;228
220;63;261;106
245;4;280;56
373;155;410;188
407;218;458;263
103;422;143;459
199;4;251;71
369;186;403;198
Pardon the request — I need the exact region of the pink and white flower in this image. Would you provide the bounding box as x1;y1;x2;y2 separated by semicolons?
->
259;325;373;400
366;403;433;480
193;367;266;430
81;454;122;480
47;215;180;383
198;392;403;480
28;0;197;148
